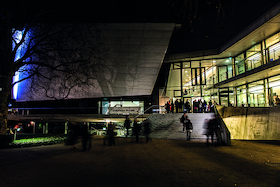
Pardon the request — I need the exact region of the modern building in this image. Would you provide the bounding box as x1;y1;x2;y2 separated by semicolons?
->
164;3;280;108
9;3;280;116
11;23;176;115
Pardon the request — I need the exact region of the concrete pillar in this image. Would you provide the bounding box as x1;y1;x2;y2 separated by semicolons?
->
65;122;68;134
43;124;45;134
45;123;48;134
32;122;35;134
264;79;269;107
87;122;90;131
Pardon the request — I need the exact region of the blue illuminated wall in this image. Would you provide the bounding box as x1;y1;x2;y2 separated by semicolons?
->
12;29;30;100
12;23;175;101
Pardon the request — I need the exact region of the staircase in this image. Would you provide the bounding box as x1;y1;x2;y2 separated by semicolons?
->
148;112;214;141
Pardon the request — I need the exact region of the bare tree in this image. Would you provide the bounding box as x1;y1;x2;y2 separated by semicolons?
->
0;0;225;135
0;20;107;135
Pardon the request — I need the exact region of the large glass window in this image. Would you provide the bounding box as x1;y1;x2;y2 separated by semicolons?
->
235;54;245;75
268;42;280;62
191;67;206;85
183;68;191;96
248;81;264;107
228;65;233;79
237;85;246;107
166;64;181;97
218;66;227;82
245;44;262;71
268;75;280;106
266;32;280;62
205;66;215;87
173;63;181;69
219;88;229;106
266;32;280;48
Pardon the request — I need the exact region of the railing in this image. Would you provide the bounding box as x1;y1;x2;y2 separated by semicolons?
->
133;105;165;119
8;105;166;116
213;105;231;145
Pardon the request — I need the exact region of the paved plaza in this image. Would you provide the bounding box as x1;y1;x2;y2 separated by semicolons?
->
1;137;280;187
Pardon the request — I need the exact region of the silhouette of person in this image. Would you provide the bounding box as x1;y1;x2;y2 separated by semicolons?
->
107;122;115;146
143;119;151;143
67;122;80;150
133;119;140;143
81;122;92;151
184;115;193;140
124;116;131;137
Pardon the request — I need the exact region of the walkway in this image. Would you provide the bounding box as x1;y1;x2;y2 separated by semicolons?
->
1;138;279;187
148;112;214;141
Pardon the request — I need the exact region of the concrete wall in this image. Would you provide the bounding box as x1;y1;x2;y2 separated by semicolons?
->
216;106;280;140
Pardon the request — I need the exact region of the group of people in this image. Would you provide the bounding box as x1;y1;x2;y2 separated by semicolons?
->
66;117;151;151
166;99;215;114
165;99;184;113
179;113;222;145
192;99;214;113
67;122;92;151
180;113;193;140
203;115;222;146
124;116;151;143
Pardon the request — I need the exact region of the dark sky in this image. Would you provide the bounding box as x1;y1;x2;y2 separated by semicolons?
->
7;0;280;54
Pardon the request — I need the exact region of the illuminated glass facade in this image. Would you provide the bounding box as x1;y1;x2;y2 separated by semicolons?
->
165;28;280;108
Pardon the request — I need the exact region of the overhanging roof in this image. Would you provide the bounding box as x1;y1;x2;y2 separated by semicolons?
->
164;3;280;63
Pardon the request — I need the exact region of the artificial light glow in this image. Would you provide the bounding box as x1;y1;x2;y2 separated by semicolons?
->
247;53;261;60
249;85;263;93
269;80;280;87
12;30;24;100
13;72;19;99
12;28;30;100
269;43;280;51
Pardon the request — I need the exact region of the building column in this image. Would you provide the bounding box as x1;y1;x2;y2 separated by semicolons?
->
246;84;249;107
43;123;49;134
65;122;68;135
264;79;269;107
234;87;237;107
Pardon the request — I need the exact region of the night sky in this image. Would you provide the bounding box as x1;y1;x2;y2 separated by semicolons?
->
7;0;280;54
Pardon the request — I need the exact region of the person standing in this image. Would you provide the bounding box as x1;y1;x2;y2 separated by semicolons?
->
171;101;174;113
185;99;190;113
81;122;92;151
124;116;131;137
107;122;115;146
175;99;179;113
275;95;280;106
165;101;170;113
68;122;80;150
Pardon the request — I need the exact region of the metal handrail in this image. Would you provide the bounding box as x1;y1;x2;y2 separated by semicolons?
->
133;105;164;119
213;104;231;145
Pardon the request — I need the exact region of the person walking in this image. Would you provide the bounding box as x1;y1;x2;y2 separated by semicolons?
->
180;113;187;132
184;115;193;140
133;119;140;143
143;119;151;143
